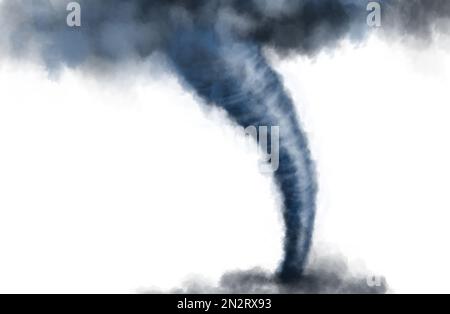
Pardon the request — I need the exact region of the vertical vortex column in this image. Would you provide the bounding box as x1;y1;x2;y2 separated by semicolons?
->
169;30;317;283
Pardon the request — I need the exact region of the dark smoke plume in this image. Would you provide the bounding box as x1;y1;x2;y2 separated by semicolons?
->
1;0;449;291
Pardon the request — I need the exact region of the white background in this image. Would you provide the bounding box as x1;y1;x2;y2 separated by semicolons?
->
0;35;450;293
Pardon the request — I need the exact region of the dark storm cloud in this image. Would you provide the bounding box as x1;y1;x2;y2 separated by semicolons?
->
1;1;449;67
384;0;450;39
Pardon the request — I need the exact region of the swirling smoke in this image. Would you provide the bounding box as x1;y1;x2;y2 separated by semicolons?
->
1;0;449;292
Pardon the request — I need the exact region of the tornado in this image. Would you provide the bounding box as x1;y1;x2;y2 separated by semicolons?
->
1;0;450;288
168;30;317;282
